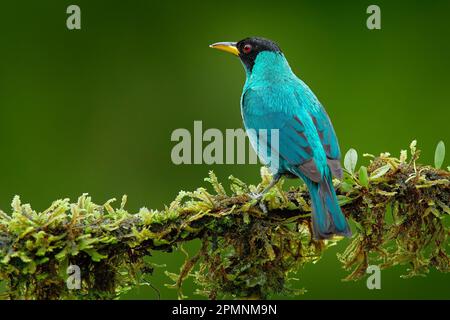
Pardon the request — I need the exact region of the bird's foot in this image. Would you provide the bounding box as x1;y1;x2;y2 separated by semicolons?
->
248;192;263;201
248;192;268;214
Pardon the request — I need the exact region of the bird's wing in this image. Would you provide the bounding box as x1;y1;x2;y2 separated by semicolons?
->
242;86;322;182
295;83;343;178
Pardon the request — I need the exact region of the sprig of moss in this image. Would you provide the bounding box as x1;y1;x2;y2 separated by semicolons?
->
0;141;448;299
338;141;449;280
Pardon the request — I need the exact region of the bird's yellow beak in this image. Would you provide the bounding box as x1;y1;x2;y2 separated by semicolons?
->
209;42;239;56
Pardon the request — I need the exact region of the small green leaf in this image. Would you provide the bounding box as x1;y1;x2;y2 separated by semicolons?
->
339;182;353;193
376;190;397;197
437;200;450;215
153;238;170;246
164;271;180;283
370;164;391;180
344;148;358;173
434;141;445;169
264;242;276;261
243;212;250;224
410;140;417;155
83;249;107;262
337;195;354;206
120;195;128;209
359;166;369;188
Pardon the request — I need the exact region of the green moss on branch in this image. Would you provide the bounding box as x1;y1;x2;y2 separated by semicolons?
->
0;142;448;299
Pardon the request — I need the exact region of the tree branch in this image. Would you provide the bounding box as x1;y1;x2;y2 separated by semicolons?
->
0;142;448;299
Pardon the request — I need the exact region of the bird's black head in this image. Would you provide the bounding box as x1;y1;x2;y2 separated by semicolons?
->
236;37;282;71
210;37;282;72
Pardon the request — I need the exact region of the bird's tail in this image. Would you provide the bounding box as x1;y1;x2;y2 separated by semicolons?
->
306;174;351;240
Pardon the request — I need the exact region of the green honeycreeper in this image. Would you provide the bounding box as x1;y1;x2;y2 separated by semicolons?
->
210;37;351;239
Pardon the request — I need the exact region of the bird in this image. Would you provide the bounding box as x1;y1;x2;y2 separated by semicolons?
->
210;37;351;240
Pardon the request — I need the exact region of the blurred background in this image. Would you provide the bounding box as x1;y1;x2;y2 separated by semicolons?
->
0;0;449;299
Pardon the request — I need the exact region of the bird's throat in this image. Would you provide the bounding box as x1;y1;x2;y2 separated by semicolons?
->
244;51;294;82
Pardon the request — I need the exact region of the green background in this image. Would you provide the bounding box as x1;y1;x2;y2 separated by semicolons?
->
0;0;449;299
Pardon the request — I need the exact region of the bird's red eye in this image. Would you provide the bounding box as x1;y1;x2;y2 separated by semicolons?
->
243;44;252;54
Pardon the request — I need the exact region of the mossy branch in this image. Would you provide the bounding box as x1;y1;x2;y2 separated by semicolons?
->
0;142;449;299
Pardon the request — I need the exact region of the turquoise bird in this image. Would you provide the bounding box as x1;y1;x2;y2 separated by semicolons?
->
210;37;351;239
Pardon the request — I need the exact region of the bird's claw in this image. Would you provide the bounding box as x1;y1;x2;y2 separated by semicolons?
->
248;192;268;214
248;192;262;201
258;202;268;214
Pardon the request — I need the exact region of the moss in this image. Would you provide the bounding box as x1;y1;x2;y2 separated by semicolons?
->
0;142;448;299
